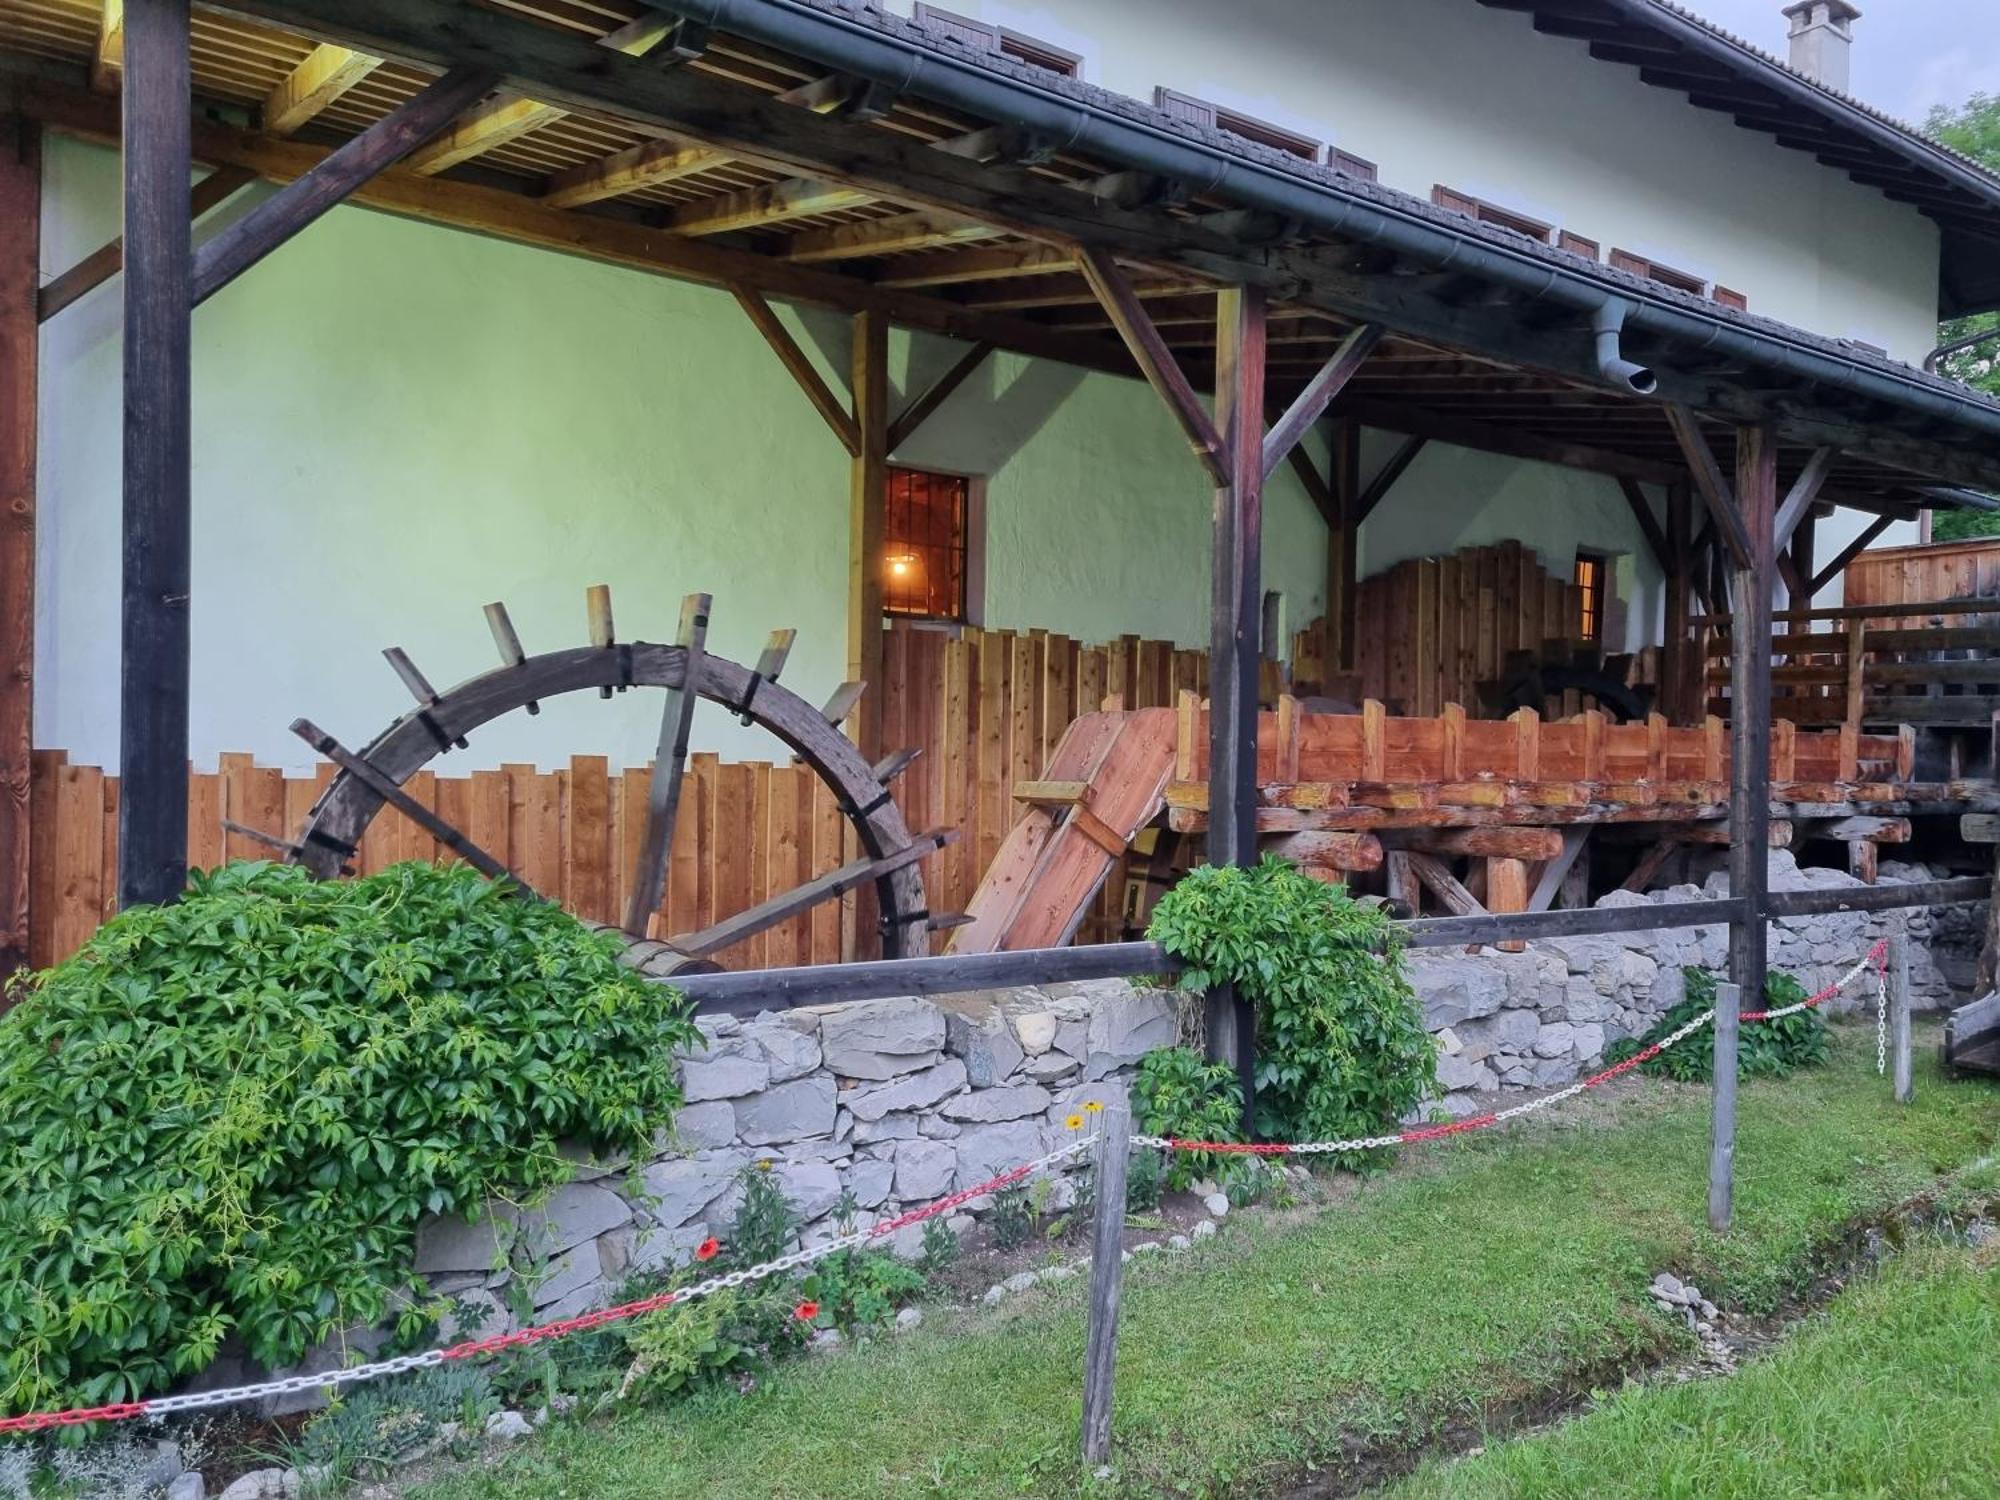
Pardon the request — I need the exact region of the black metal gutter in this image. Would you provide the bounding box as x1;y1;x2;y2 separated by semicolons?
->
667;0;2000;453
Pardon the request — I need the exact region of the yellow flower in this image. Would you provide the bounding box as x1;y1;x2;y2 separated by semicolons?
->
1065;1113;1085;1131
1084;1100;1104;1114
757;1159;774;1173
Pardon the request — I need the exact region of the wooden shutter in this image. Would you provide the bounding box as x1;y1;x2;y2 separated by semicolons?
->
1330;149;1378;182
1154;86;1219;128
1558;230;1600;261
1431;184;1482;218
912;4;1000;52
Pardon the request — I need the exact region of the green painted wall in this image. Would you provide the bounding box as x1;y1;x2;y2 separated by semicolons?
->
34;135;1330;771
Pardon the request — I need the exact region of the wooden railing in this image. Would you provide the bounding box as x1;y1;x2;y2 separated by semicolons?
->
1702;597;2000;734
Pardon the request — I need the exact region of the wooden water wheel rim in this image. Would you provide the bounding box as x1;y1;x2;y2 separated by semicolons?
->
290;640;933;963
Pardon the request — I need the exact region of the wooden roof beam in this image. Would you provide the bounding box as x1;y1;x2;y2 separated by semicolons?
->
1261;322;1383;480
1616;476;1672;572
666;176;873;236
1334;397;1684;485
786;209;992;264
872;243;1074;288
1773;446;1839;551
1666;403;1753;568
263;44;381;135
1077;247;1227;485
91;0;123;93
887;339;993;451
732;287;862;455
1355;434;1428;523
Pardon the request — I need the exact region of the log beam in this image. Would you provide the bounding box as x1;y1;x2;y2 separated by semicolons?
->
263;43;380;135
118;0;192;907
0;119;37;975
732;287;862;456
848;306;889;760
1260;323;1382;481
887;340;993;453
1078;248;1227;485
1666;404;1753;568
92;0;125;93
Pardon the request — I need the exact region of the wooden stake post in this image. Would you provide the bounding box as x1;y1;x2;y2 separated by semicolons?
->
1708;979;1740;1231
1080;1101;1131;1467
1889;927;1913;1105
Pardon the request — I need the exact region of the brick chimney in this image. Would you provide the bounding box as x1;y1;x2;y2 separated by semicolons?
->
1781;1;1861;92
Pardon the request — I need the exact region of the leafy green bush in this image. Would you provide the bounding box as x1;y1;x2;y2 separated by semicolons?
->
1131;1046;1244;1190
1603;967;1829;1083
801;1250;925;1333
290;1365;497;1484
620;1289;761;1403
0;860;698;1413
1148;858;1434;1155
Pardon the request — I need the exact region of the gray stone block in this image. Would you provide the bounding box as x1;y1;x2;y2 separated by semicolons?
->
734;1074;838;1145
820;996;947;1080
946;1010;1026;1086
1411;956;1509;1028
641;1154;745;1228
845;1058;968;1122
774;1161;844;1223
679;1037;771;1102
414;1212;510;1276
852;1111;920;1142
1083;990;1177;1074
1022;1051;1080;1082
507;1182;631;1258
674;1100;738;1151
747;1023;822;1083
893;1138;958;1200
1013;1011;1058;1055
941;1082;1052;1122
953;1119;1048;1191
530;1243;602;1309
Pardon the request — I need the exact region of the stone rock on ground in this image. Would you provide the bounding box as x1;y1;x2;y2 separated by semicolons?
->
484;1410;533;1441
167;1474;206;1500
818;997;947;1080
217;1471;298;1500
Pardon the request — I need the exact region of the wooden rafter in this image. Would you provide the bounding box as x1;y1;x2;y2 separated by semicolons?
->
1355;434;1429;524
1811;513;1896;593
39;164;254;321
1076;247;1227;485
887;340;993;452
1259;322;1383;481
667;177;872;236
1616;477;1671;571
191;66;499;305
873;242;1073;289
787;210;991;264
733;287;861;456
1773;445;1839;550
16;78;1135;377
1665;403;1753;568
404;93;565;176
1339;398;1682;485
263;43;381;136
91;0;123;93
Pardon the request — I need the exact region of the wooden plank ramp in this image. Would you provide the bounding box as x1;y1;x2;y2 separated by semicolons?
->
949;707;1178;953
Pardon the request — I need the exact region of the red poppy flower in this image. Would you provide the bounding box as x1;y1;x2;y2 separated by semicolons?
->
794;1300;820;1322
695;1237;720;1262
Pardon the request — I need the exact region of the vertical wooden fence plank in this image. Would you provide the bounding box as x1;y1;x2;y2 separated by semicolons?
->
53;763;105;961
1709;979;1740;1231
1080;1102;1132;1466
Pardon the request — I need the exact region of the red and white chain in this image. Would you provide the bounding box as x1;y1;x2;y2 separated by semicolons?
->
0;1138;1093;1435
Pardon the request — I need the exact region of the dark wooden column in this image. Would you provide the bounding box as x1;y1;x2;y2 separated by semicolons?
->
1715;423;1776;1230
847;306;889;764
0;117;39;976
1325;416;1362;678
1787;512;1817;612
1208;285;1266;867
1662;480;1691;722
1207;285;1267;1127
118;0;194;909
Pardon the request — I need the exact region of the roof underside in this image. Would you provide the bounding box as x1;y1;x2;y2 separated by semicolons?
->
2;0;1998;519
1476;0;2000;318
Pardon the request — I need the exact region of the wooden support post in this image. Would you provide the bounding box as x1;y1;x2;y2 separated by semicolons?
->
623;592;711;936
1888;927;1912;1105
118;0;193;909
1208;285;1266;1137
1327;416;1360;674
1728;426;1777;1045
1663;480;1691;722
1787;511;1816;614
848;307;889;760
1080;1101;1131;1468
0;118;36;977
1709;979;1740;1232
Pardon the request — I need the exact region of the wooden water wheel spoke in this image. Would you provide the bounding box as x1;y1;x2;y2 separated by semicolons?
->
291;717;531;893
623;592;710;937
669;830;952;960
289;586;933;967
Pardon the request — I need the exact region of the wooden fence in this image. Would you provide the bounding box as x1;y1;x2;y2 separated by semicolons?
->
1844;537;2000;626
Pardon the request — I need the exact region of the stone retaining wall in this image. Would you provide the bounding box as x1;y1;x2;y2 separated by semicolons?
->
261;854;1976;1387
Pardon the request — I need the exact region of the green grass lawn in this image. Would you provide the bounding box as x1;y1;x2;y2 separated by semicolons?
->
413;1029;2000;1500
1379;1239;2000;1500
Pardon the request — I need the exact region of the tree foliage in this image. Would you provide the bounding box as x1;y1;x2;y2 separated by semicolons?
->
1921;93;2000;537
0;861;697;1414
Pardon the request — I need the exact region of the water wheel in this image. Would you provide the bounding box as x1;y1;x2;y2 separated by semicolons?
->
285;587;948;972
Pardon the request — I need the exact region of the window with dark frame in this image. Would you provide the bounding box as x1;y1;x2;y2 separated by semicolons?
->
883;467;971;622
910;3;1081;76
1573;551;1609;643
